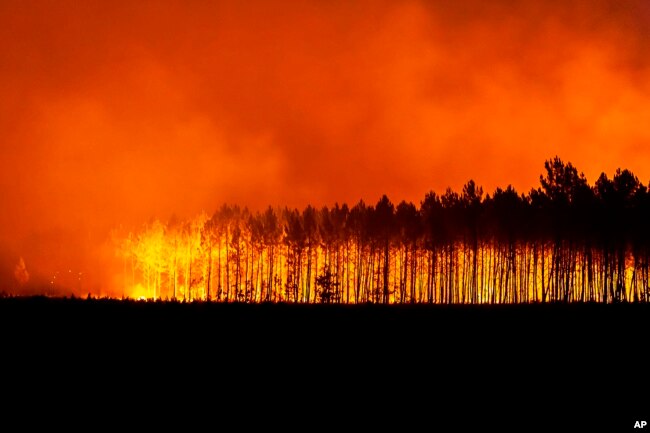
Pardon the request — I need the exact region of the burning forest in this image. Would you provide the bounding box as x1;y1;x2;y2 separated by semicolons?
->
112;158;650;304
2;2;648;425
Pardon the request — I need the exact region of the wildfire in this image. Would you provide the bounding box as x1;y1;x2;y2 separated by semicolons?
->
112;159;650;304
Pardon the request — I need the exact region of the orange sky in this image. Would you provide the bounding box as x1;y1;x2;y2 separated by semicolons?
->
2;0;650;292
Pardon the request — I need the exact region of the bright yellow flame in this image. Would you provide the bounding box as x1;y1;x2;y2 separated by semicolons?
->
115;212;644;304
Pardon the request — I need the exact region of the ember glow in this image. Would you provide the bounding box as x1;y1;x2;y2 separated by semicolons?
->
2;1;650;297
111;159;650;304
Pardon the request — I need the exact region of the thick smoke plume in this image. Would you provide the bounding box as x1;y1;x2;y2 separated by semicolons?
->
1;1;650;294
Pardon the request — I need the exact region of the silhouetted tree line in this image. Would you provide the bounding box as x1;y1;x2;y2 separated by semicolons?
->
115;157;650;303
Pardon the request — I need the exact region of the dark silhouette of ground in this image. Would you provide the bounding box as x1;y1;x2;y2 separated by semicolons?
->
0;296;644;429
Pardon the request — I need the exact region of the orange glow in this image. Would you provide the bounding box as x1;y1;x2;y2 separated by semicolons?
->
112;205;643;304
2;1;650;294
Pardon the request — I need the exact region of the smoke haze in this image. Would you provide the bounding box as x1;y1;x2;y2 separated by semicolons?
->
2;0;650;293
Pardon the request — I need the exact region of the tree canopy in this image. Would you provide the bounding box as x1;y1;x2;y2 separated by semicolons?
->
115;157;650;304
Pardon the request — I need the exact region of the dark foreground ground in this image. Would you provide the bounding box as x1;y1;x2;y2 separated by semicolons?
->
0;297;646;429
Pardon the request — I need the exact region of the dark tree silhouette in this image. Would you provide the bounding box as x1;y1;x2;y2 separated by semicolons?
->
316;265;339;304
117;157;650;304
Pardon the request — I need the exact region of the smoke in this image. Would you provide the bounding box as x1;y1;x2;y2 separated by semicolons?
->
1;0;650;293
14;257;29;287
